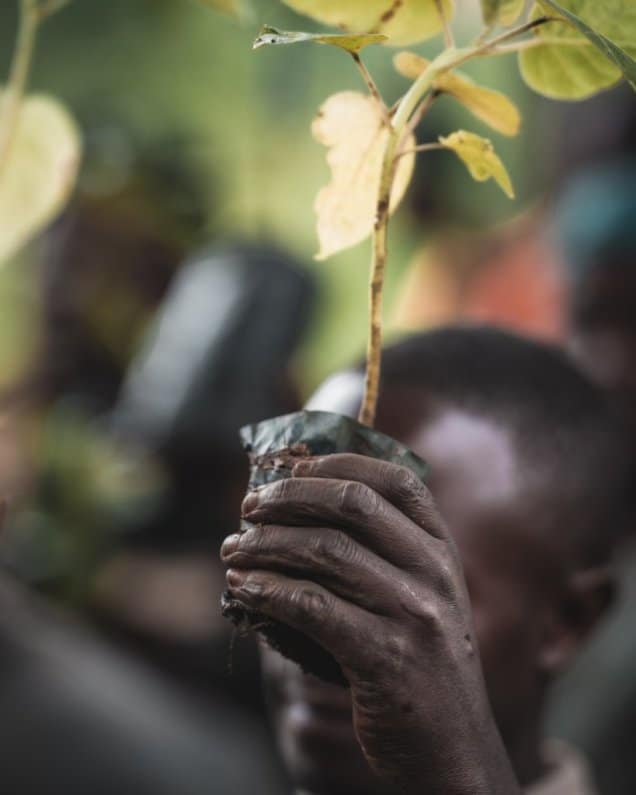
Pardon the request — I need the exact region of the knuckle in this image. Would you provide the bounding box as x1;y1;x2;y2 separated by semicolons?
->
392;464;423;497
270;478;300;502
399;587;444;631
339;480;378;522
308;529;356;567
376;630;414;677
290;585;330;623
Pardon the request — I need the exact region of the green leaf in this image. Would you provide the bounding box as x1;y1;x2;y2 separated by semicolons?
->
0;93;82;266
253;26;387;54
520;1;636;99
480;0;525;27
394;52;521;136
279;0;455;47
439;130;514;198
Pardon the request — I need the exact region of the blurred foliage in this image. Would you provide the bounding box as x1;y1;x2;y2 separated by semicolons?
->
0;0;572;391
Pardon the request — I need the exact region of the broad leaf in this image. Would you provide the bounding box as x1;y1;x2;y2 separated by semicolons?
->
439;130;514;198
520;1;636;99
279;0;455;47
394;52;521;136
312;91;415;260
480;0;525;26
0;93;81;266
253;26;387;53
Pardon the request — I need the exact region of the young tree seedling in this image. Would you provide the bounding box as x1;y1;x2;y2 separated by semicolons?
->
250;0;636;427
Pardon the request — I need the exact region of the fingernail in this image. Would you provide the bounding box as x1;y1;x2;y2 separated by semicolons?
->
242;491;259;515
226;569;245;589
220;534;241;559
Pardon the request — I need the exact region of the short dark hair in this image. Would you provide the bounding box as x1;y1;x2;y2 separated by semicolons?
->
378;326;634;563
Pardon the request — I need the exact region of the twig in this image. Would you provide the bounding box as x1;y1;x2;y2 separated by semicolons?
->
406;90;440;137
358;138;398;428
434;0;454;49
397;142;445;159
351;53;392;126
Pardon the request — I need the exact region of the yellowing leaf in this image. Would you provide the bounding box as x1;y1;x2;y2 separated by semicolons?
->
394;52;521;136
480;0;525;26
253;26;387;53
520;1;636;99
279;0;454;47
439;130;514;198
0;93;81;266
312;91;415;260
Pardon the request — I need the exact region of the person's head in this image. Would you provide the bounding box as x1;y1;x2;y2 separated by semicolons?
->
556;160;636;438
263;325;633;795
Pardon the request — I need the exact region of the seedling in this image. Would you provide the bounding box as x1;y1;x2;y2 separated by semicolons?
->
248;0;635;428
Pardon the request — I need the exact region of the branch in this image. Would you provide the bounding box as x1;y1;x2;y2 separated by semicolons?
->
434;0;454;49
396;142;445;159
351;53;392;126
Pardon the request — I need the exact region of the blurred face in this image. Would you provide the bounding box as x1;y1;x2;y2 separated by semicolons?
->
263;376;561;795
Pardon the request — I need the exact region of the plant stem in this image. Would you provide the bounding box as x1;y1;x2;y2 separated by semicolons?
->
434;0;454;49
351;53;391;125
398;142;445;159
0;0;39;177
358;62;441;427
358;131;398;428
357;15;558;427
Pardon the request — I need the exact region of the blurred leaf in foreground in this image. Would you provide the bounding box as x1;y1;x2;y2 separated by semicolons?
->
312;91;415;260
520;0;636;99
0;93;81;266
439;130;514;198
279;0;454;47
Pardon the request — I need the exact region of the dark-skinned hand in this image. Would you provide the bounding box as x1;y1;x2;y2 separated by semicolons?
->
221;454;522;795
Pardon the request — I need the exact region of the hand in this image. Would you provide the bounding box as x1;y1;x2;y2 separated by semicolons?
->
221;454;521;795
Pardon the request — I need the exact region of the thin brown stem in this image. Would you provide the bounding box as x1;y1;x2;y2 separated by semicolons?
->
351;53;391;126
406;90;439;137
358;131;399;428
434;0;454;49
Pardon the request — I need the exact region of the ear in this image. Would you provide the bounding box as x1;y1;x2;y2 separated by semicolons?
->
538;566;615;675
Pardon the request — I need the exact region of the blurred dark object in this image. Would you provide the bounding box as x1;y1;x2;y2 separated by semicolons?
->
556;159;636;440
549;85;636;190
5;124;207;417
547;156;636;795
112;242;315;550
0;122;208;595
89;243;315;713
0;573;287;795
